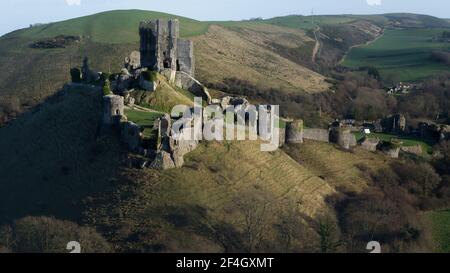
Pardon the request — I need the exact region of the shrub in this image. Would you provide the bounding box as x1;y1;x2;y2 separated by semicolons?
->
102;80;112;96
99;72;110;82
393;161;442;197
141;70;158;82
70;68;81;83
0;216;112;253
367;66;381;81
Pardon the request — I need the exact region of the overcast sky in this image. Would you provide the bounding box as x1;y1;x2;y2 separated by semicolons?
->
1;0;450;36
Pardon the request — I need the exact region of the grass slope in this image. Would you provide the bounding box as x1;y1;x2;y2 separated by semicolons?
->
283;141;389;193
265;13;450;31
0;86;124;224
87;141;337;252
429;210;450;252
131;75;195;113
192;24;330;93
343;28;450;82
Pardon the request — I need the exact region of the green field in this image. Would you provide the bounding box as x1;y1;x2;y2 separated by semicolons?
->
124;109;162;138
429;210;450;252
343;28;450;82
8;10;210;43
265;15;356;30
353;132;434;153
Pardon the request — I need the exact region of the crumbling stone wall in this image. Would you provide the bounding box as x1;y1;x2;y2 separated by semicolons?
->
121;121;142;152
303;128;330;143
382;114;407;133
150;114;200;170
401;145;423;155
124;51;141;71
175;71;212;104
177;39;195;76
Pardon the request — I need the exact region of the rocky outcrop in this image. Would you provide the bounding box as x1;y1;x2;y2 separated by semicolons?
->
220;96;249;110
149;151;176;170
124;51;141;71
116;68;132;93
175;71;212;104
139;77;157;91
401;145;423;155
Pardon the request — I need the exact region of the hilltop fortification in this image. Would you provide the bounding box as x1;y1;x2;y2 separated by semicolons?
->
139;19;195;77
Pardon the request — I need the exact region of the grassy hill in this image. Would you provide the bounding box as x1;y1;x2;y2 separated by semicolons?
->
0;88;441;252
5;10;210;43
0;82;396;252
343;28;450;82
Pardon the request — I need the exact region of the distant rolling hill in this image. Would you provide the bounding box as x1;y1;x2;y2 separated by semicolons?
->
264;13;450;30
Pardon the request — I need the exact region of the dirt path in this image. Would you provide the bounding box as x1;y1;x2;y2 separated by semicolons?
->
126;104;160;113
311;26;321;63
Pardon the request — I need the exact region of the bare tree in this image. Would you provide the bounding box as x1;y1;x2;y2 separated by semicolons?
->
233;189;273;253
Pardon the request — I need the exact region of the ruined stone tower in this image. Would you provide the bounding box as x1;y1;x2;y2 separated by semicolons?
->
103;95;124;125
139;19;195;77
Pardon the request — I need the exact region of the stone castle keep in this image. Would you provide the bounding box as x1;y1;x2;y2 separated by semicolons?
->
139;19;195;77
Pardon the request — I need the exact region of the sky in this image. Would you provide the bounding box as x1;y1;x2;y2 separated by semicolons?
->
1;0;450;36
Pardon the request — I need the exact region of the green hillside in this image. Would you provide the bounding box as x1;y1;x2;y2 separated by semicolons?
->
265;15;355;29
6;10;209;43
343;28;450;82
429;210;450;253
265;13;450;30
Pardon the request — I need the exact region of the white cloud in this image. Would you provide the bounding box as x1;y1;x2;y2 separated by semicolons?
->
66;0;81;6
366;0;382;6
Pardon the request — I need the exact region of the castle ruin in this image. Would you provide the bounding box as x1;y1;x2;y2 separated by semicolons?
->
139;19;195;77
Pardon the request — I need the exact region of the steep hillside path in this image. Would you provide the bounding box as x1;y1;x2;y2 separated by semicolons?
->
311;26;321;63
